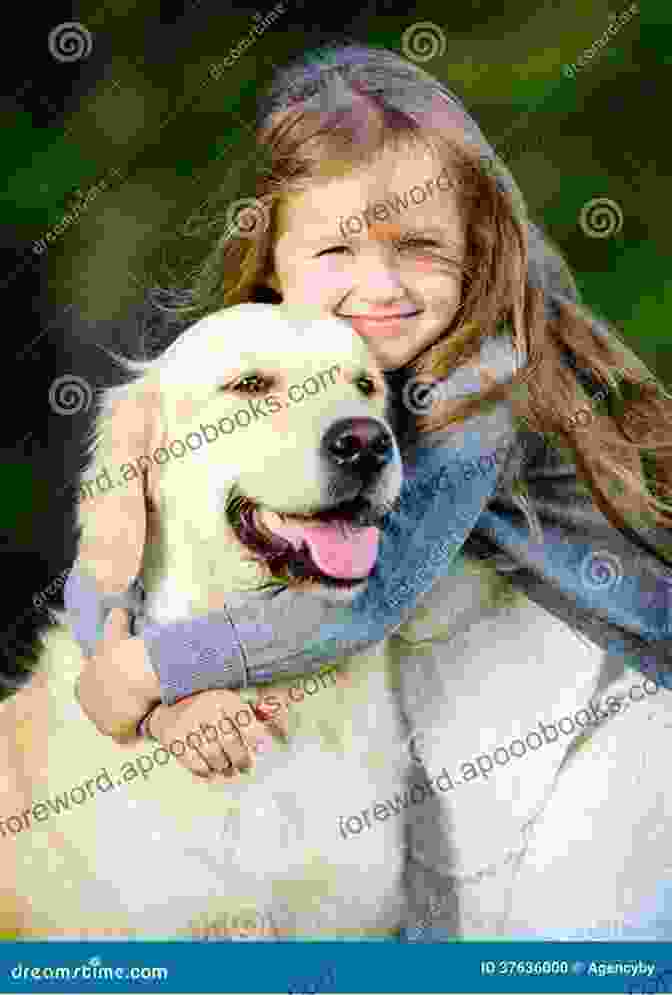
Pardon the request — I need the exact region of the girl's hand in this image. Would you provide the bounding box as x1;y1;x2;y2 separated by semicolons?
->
145;688;287;780
76;608;162;743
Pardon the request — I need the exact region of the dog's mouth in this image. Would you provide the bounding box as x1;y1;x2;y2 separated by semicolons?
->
228;491;385;589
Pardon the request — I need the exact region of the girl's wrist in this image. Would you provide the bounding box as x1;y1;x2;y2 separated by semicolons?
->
131;636;162;695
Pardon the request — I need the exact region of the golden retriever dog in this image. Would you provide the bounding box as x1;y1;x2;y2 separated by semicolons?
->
0;304;411;939
4;303;667;942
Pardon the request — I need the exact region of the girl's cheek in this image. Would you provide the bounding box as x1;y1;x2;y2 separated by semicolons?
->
407;255;438;271
403;256;460;277
298;268;348;303
408;266;463;300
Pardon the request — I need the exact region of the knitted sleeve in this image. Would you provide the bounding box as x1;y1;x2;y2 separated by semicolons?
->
65;415;512;704
137;418;513;703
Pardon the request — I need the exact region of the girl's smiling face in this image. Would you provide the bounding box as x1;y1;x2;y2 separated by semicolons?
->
264;144;467;371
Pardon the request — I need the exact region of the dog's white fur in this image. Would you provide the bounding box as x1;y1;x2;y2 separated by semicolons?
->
3;303;669;940
2;305;411;939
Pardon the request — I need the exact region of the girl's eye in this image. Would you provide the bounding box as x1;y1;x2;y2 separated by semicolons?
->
316;239;443;257
399;239;465;270
398;238;441;250
356;376;376;397
316;246;350;257
231;374;271;393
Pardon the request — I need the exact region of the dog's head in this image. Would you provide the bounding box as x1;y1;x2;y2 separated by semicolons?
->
89;304;403;612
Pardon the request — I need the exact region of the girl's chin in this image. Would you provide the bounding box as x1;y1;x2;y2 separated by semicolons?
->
361;335;411;361
363;324;448;370
367;340;427;371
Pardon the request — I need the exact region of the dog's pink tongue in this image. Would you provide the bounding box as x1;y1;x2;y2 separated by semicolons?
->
275;519;379;579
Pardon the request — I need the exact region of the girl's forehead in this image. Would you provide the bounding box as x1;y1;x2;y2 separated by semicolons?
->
275;145;461;242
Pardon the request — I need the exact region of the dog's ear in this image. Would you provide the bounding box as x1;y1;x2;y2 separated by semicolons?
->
74;371;166;593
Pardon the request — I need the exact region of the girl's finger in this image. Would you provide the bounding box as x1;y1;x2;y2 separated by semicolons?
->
253;692;289;739
180;745;239;781
194;738;237;775
183;719;256;774
213;729;256;773
178;748;214;778
101;606;131;647
214;704;275;765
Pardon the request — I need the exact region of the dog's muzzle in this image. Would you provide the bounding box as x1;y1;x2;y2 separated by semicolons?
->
229;415;400;588
322;418;394;482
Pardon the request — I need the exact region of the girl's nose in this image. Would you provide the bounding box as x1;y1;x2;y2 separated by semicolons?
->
352;250;405;300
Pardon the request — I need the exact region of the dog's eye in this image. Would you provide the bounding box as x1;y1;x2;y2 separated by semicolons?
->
356;376;376;397
231;374;271;394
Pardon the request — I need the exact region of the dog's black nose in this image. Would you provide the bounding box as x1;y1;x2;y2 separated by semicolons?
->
323;418;393;477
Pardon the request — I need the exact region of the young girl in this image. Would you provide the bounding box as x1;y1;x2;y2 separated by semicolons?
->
66;42;672;937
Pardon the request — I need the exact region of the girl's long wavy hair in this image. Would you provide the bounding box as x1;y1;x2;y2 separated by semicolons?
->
148;41;672;552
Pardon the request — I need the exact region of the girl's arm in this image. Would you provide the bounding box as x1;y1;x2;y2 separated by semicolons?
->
469;431;672;670
73;606;160;741
66;409;511;732
67;401;672;744
139;410;672;703
136;413;516;701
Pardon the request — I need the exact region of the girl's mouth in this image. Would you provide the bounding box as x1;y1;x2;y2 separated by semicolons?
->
341;312;422;338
